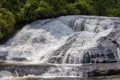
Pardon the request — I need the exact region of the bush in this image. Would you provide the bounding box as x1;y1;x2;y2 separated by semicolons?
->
75;0;94;15
0;8;15;39
107;8;120;16
66;3;81;15
1;0;26;21
24;0;54;20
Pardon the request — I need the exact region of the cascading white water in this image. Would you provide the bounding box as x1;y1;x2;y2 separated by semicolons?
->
0;15;120;78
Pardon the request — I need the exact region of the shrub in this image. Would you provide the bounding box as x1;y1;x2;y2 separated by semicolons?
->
0;8;15;39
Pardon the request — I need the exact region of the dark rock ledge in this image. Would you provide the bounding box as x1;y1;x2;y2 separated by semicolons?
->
10;76;120;80
1;61;120;79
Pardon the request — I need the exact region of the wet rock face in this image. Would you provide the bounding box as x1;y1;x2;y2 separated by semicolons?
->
10;57;27;61
82;45;117;63
82;32;119;64
0;15;120;64
0;52;8;61
45;17;120;64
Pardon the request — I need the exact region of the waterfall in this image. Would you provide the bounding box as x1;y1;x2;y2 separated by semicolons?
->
0;15;120;78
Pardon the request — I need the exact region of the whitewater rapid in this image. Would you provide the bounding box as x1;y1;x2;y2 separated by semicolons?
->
0;15;120;78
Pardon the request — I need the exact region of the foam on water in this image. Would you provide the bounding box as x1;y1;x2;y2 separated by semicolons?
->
0;15;120;78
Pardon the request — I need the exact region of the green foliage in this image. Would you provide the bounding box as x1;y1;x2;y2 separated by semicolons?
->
1;0;120;22
24;0;54;20
107;8;120;16
1;0;26;21
0;8;15;39
87;0;120;16
74;0;93;15
66;3;81;15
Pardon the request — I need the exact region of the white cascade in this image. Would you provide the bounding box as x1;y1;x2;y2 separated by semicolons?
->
0;15;120;78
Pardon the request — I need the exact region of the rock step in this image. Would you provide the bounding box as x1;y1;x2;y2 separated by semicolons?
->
2;75;120;80
0;61;120;77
